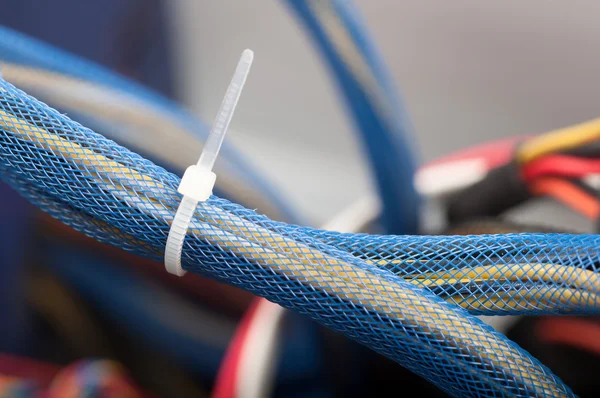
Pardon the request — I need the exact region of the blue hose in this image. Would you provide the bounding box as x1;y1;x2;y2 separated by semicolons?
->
0;79;578;397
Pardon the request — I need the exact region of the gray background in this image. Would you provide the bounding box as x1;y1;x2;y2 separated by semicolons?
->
168;1;600;225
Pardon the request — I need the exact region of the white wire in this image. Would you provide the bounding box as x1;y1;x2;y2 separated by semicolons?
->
235;300;286;398
414;157;488;197
583;173;600;190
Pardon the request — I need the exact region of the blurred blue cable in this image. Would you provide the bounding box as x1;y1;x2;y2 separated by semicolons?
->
0;0;176;97
282;0;420;234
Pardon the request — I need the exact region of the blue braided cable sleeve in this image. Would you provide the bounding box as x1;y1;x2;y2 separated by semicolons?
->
35;108;235;204
0;78;579;397
281;0;420;234
19;160;600;319
1;167;319;381
0;25;302;224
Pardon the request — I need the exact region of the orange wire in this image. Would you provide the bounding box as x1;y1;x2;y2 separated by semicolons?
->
530;177;600;219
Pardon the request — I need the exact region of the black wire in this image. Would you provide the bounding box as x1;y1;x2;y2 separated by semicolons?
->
560;140;600;158
444;136;600;224
445;162;530;223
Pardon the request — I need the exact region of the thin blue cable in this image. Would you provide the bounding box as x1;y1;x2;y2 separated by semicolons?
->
281;0;420;234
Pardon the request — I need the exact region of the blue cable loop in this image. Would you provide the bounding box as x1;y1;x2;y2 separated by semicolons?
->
282;0;420;234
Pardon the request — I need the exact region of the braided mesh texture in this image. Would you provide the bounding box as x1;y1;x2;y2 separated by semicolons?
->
0;79;589;397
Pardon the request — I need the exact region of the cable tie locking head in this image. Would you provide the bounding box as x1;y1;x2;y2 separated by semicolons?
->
165;49;254;276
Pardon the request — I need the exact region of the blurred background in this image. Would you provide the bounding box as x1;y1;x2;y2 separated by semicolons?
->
1;1;600;397
171;0;600;223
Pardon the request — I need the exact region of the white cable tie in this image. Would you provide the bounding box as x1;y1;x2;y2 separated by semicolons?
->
165;49;254;276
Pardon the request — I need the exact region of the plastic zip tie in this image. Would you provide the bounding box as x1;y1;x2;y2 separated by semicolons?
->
165;49;254;276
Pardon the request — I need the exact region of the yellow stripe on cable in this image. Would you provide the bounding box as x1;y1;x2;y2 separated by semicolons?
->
414;264;600;293
0;91;570;396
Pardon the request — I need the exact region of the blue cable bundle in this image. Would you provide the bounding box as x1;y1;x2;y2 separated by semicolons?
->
1;2;596;396
0;78;588;397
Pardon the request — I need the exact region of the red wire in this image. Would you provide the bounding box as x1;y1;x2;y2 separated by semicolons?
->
522;155;600;183
424;135;527;170
212;298;262;398
0;355;60;388
536;317;600;357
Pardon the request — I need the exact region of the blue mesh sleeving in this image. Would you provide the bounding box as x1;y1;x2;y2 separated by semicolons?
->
0;78;583;397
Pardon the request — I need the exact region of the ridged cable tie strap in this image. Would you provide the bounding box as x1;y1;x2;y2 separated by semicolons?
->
165;49;254;276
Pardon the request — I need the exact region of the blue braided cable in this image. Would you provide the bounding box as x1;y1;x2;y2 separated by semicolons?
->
0;79;580;396
281;0;420;234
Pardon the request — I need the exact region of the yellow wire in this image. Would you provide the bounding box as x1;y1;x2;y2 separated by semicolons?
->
0;108;571;396
516;117;600;163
